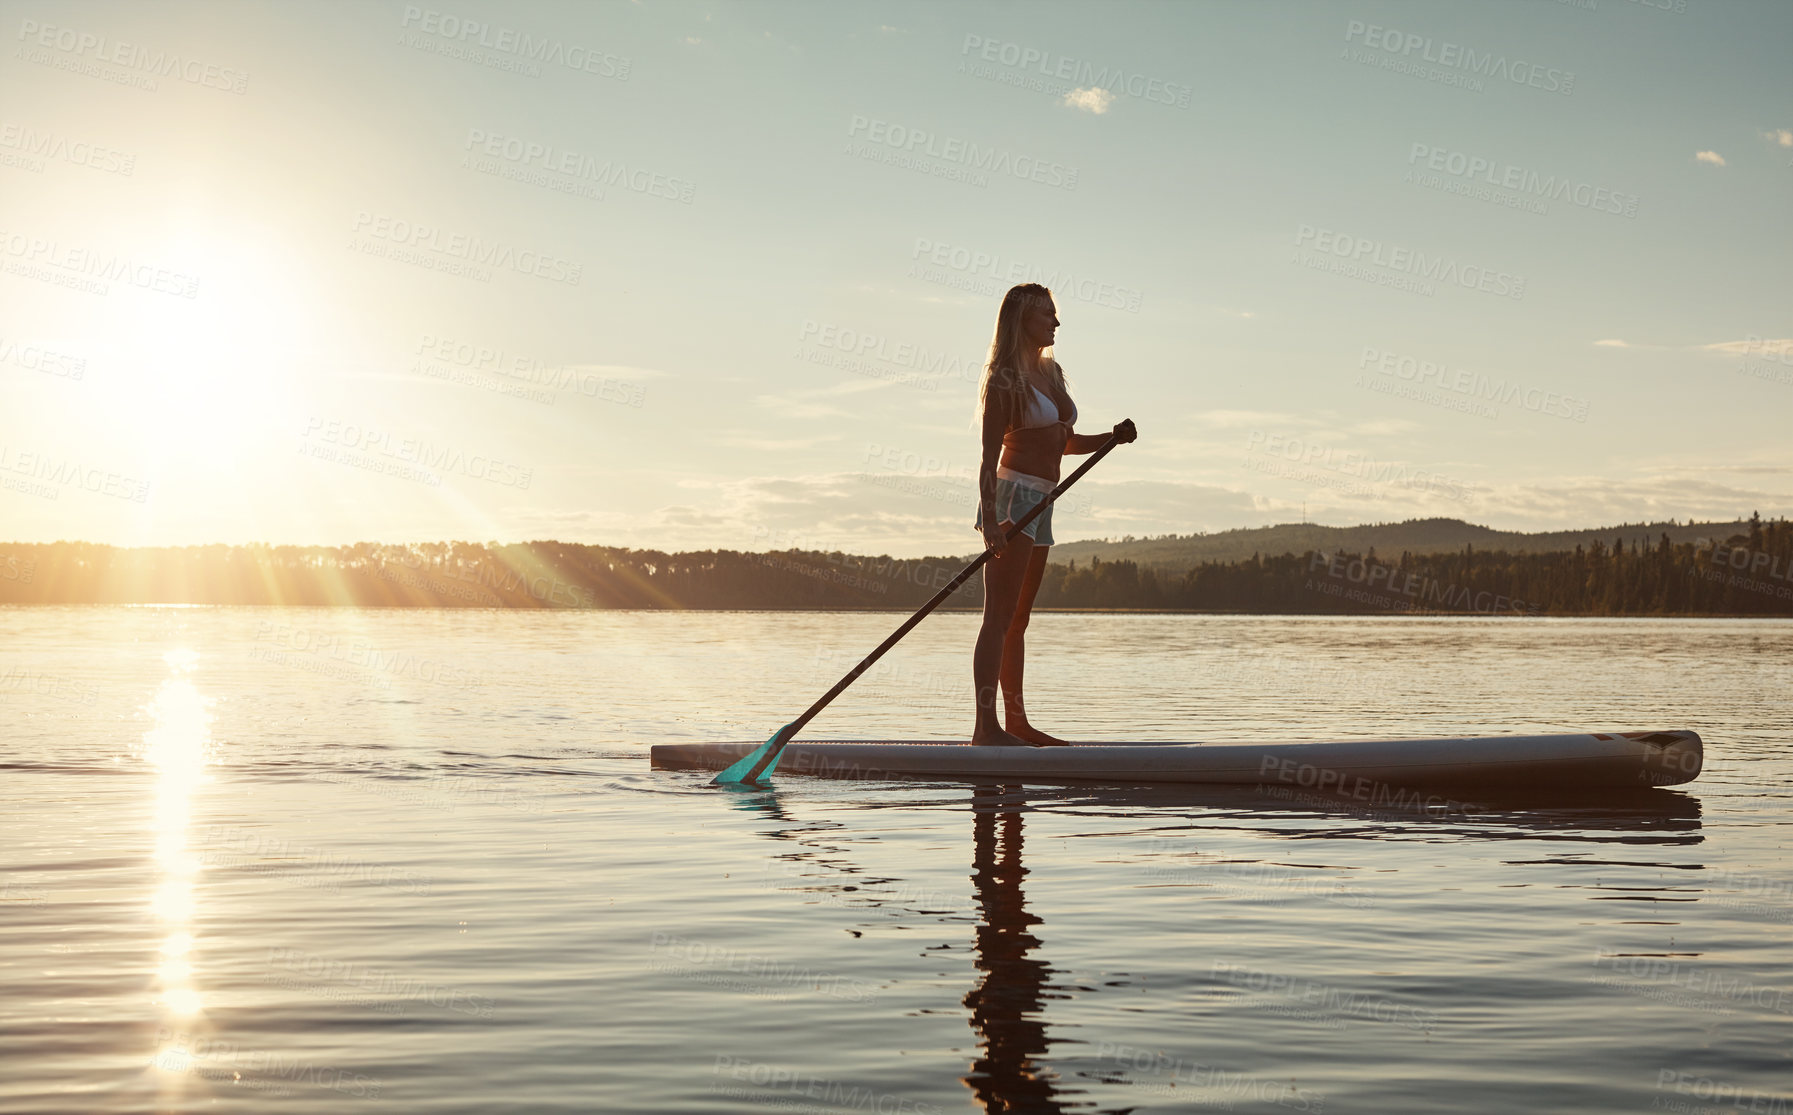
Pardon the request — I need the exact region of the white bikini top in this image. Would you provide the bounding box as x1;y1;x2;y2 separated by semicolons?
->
1013;378;1075;431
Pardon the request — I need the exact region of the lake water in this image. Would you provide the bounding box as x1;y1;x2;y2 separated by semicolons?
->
2;607;1789;1114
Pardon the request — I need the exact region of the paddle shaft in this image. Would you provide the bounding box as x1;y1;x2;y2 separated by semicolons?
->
737;432;1122;781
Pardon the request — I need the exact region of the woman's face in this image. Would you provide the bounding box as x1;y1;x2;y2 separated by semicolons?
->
1021;298;1059;351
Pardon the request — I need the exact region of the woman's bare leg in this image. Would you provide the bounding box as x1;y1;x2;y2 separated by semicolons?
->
973;526;1033;745
1002;546;1070;745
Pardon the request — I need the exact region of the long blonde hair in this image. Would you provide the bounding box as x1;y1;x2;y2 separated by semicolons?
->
977;283;1070;428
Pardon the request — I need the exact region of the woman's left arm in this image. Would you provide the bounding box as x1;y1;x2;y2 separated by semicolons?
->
1064;419;1137;455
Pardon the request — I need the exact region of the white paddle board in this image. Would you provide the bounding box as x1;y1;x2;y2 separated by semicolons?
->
652;730;1702;790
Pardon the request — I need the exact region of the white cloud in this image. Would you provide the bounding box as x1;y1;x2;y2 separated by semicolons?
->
1594;339;1685;352
1188;409;1318;430
1063;87;1116;115
717;432;844;452
1597;337;1793;360
559;363;676;380
1474;472;1790;527
747;378;905;421
1703;337;1793;359
1695;150;1727;166
1764;129;1793;148
1595;338;1793;360
1348;418;1422;437
793;379;894;399
752;398;853;420
1183;409;1414;440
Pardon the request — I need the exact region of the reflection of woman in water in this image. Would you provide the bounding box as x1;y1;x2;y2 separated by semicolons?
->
961;785;1073;1113
973;284;1136;747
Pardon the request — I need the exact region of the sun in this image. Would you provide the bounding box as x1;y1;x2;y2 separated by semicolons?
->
104;221;314;463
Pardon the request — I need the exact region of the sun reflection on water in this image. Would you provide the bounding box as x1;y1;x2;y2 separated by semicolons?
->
140;648;215;1088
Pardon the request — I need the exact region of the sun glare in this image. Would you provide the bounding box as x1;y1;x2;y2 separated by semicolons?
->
141;645;215;1078
108;224;313;463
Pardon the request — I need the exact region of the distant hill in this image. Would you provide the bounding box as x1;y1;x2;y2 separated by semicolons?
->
1048;517;1757;573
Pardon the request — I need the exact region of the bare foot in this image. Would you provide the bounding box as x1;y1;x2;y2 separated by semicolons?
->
1008;723;1072;747
971;727;1031;747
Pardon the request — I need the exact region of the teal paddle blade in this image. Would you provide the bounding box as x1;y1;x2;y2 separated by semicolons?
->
711;722;797;785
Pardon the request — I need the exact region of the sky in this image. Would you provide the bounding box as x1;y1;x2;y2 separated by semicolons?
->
2;0;1789;557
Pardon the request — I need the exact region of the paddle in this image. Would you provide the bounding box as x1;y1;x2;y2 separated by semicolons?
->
713;428;1128;786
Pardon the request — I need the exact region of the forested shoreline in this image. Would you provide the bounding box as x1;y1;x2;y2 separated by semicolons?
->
1;514;1788;615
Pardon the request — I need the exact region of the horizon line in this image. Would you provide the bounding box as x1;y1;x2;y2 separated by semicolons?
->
1;512;1776;554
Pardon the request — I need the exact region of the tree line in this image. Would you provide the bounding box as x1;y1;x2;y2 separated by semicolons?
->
1041;513;1791;616
1;513;1786;614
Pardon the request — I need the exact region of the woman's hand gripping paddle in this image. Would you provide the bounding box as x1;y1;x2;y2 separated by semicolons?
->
713;428;1129;786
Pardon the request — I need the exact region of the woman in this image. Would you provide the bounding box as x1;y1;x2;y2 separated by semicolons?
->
973;284;1136;746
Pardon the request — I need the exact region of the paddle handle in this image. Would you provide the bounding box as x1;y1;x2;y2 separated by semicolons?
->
785;431;1123;740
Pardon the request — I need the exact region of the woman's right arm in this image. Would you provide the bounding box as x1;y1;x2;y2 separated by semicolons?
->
978;398;1007;552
